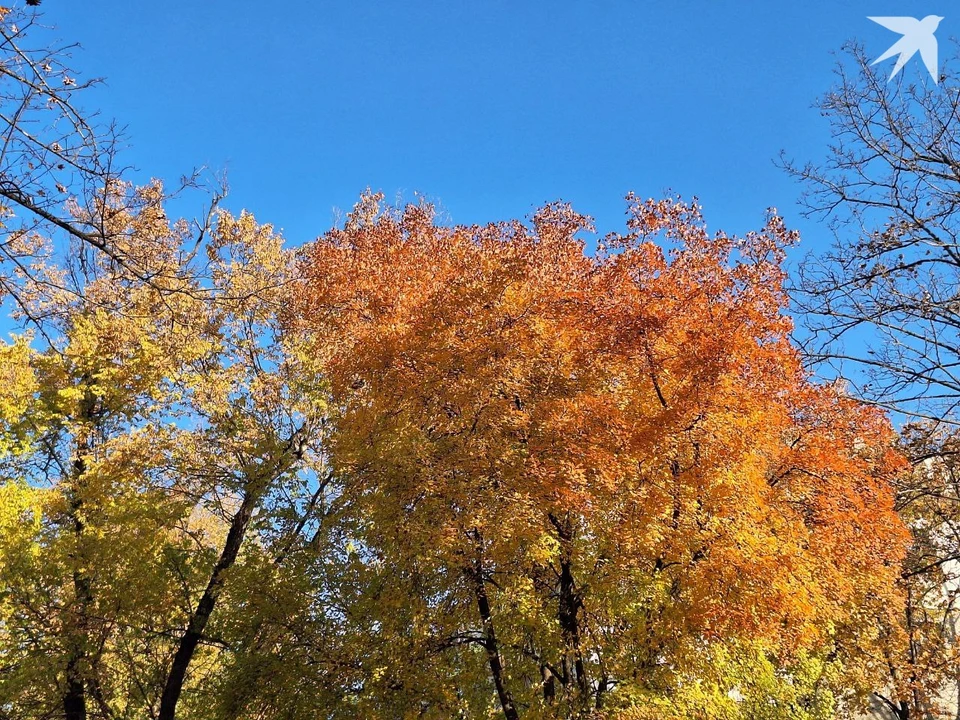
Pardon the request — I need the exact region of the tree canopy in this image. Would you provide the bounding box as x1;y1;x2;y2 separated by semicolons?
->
0;8;932;720
288;193;909;718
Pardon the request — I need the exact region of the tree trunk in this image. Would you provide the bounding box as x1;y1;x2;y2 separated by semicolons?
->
62;667;85;720
63;517;90;720
158;427;305;720
558;554;587;697
63;415;94;720
550;513;588;704
541;664;556;704
157;491;256;720
470;537;519;720
595;674;608;710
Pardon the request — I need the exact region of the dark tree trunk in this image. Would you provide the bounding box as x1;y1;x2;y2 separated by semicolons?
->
550;513;588;704
218;477;330;720
62;669;86;720
558;554;587;696
157;491;256;720
158;427;305;720
470;538;519;720
63;548;92;720
595;674;608;710
541;664;556;704
63;426;93;720
63;533;90;720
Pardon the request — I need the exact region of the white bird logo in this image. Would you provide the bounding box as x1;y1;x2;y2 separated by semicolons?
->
869;16;944;83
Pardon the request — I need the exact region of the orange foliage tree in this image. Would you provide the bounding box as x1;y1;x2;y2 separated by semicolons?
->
290;193;910;719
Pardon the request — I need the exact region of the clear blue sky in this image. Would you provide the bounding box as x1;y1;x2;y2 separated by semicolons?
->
33;1;951;253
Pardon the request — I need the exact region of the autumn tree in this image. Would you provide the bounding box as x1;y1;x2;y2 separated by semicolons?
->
291;193;911;719
0;7;925;716
0;6;222;309
854;424;960;720
0;11;399;720
783;43;960;426
0;182;333;720
783;41;960;719
0;9;323;714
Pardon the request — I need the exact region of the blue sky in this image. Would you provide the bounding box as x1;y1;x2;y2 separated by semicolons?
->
34;1;952;255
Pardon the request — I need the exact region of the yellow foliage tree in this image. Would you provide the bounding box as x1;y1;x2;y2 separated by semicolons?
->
0;183;328;720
